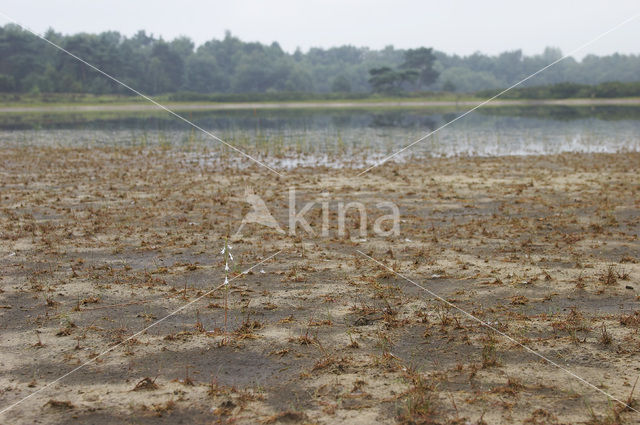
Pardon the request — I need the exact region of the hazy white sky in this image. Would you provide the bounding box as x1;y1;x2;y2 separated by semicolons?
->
1;0;639;58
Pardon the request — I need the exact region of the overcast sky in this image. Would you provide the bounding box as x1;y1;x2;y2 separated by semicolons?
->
1;1;639;58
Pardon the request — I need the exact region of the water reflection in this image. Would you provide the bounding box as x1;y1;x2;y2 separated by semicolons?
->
0;106;639;167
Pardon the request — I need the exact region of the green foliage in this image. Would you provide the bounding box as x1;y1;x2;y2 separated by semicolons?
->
477;81;640;99
167;91;371;102
442;80;456;92
0;74;15;91
369;48;439;94
331;75;351;93
0;24;639;96
400;47;439;89
368;67;403;93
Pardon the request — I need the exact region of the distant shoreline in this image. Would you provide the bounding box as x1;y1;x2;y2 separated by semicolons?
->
1;97;640;114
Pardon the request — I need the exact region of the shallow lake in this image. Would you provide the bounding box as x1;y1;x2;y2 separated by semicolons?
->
1;105;639;168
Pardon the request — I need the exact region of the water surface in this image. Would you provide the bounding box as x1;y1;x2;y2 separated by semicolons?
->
1;105;639;168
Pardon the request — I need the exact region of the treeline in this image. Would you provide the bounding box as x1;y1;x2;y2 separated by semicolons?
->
1;24;640;95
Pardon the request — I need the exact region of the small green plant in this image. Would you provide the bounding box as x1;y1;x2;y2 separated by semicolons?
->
195;310;205;333
599;323;612;345
375;330;393;354
481;335;499;368
346;329;359;348
599;265;618;286
220;238;234;339
585;399;623;425
397;366;439;424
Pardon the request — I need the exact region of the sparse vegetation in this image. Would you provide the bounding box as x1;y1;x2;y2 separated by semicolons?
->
0;147;638;424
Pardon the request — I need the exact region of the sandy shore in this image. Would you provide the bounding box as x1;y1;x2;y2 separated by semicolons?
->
1;97;639;113
0;147;639;424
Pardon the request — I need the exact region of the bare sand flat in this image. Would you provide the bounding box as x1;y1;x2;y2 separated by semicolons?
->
1;97;640;114
0;147;639;424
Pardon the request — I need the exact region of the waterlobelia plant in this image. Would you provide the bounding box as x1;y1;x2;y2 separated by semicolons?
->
220;238;233;337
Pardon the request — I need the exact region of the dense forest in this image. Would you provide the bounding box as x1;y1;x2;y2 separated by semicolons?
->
1;24;639;95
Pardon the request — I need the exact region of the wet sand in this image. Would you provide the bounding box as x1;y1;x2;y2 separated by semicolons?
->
0;146;639;424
